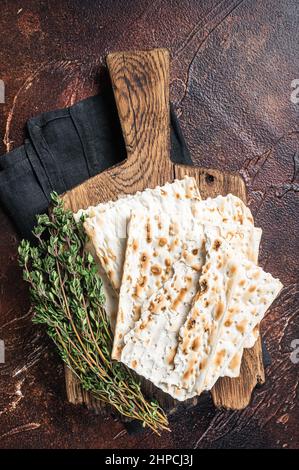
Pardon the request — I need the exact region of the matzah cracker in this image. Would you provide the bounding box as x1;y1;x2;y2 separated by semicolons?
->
217;220;261;377
166;226;282;400
113;210;205;359
224;222;262;370
201;227;283;390
76;177;201;291
190;196;262;361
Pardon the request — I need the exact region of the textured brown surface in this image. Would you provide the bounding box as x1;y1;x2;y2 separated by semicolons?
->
0;0;298;449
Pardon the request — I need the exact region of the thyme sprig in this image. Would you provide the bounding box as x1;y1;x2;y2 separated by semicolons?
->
18;193;169;434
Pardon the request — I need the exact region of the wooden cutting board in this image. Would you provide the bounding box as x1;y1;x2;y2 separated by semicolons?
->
62;48;264;414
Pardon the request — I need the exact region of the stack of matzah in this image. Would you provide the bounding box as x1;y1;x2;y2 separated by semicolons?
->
75;176;282;401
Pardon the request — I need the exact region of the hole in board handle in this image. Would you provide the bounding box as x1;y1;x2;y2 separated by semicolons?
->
205;174;215;184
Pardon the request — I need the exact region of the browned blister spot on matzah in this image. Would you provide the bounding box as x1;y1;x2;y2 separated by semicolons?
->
214;302;224;320
158;237;167;247
167;346;178;365
236;319;248;334
151;265;162;276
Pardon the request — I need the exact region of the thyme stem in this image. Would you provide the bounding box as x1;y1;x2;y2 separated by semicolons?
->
18;192;169;434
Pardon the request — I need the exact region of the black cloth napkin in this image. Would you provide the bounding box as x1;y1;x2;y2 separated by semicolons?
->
0;88;192;240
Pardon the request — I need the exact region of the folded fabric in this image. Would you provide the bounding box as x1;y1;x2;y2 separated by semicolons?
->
0;87;192;240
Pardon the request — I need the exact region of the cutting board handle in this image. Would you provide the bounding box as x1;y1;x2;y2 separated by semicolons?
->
107;49;171;173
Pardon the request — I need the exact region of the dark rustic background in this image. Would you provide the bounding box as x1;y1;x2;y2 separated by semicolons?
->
0;0;298;449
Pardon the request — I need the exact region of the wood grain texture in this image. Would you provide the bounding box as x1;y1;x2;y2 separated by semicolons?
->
63;49;173;214
62;48;264;414
0;0;298;449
